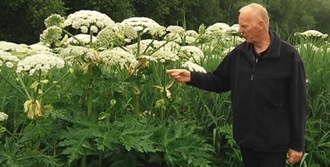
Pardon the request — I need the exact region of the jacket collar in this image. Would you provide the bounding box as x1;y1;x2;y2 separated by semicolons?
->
263;30;282;59
241;30;282;62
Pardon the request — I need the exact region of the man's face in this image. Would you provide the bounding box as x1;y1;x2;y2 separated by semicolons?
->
238;12;260;43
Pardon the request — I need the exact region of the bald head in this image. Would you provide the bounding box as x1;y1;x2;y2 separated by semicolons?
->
239;3;269;30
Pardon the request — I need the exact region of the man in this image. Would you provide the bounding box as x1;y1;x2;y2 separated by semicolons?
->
167;3;307;167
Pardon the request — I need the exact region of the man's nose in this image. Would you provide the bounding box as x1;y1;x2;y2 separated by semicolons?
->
238;28;243;34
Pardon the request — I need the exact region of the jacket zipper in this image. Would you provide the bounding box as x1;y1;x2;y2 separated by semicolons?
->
251;55;258;81
249;54;258;148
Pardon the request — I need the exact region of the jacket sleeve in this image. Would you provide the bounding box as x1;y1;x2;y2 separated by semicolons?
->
289;53;308;151
187;53;232;93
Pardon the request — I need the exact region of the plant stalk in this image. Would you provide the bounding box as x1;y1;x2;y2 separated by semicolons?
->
87;65;94;117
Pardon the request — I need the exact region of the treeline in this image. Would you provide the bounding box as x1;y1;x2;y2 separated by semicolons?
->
1;0;330;44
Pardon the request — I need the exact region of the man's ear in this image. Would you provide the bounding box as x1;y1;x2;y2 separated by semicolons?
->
258;20;265;29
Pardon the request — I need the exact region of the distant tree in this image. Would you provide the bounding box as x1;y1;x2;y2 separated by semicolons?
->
301;0;330;34
0;0;66;44
1;0;329;44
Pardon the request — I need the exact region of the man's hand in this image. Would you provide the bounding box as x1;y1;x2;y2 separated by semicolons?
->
166;69;191;83
287;148;303;164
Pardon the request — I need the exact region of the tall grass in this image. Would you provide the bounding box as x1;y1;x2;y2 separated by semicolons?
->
298;39;330;166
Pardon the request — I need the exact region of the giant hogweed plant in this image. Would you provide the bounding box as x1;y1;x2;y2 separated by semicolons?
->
0;10;221;167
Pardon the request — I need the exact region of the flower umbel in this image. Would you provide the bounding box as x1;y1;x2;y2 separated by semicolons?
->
166;25;185;35
99;47;138;68
179;46;204;63
151;50;179;63
64;10;115;34
121;17;161;34
0;50;20;69
0;112;8;122
44;14;65;28
16;53;65;75
182;61;206;73
295;30;329;38
39;26;63;46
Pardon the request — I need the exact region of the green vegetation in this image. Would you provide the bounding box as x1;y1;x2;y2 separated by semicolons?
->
1;0;330;43
0;5;329;167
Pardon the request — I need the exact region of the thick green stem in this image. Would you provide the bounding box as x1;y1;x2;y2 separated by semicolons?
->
53;142;57;157
136;31;142;57
34;70;42;101
81;155;87;167
89;29;93;47
87;66;94;117
81;65;94;167
162;64;167;97
133;31;142;115
99;153;103;165
134;81;141;115
162;64;167;119
87;79;93;117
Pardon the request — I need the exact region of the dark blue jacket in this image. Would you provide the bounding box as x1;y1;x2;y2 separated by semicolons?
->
189;31;307;151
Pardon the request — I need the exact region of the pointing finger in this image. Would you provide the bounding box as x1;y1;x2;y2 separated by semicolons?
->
166;69;177;74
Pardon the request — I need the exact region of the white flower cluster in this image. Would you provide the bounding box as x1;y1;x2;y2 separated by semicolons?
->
125;39;153;53
67;34;97;45
295;30;328;38
96;23;138;48
0;50;20;69
151;50;179;63
224;36;245;44
184;36;196;44
181;61;206;73
44;14;65;28
121;17;161;34
184;30;198;44
96;26;121;48
185;30;198;37
64;10;115;34
16;53;65;75
39;26;63;45
156;41;181;53
0;41;32;54
225;24;240;35
58;45;96;63
29;43;52;52
179;46;204;63
166;25;185;35
206;22;230;34
149;26;166;38
165;33;182;44
118;23;139;41
205;23;241;41
138;55;158;62
0;112;8;122
99;48;138;68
